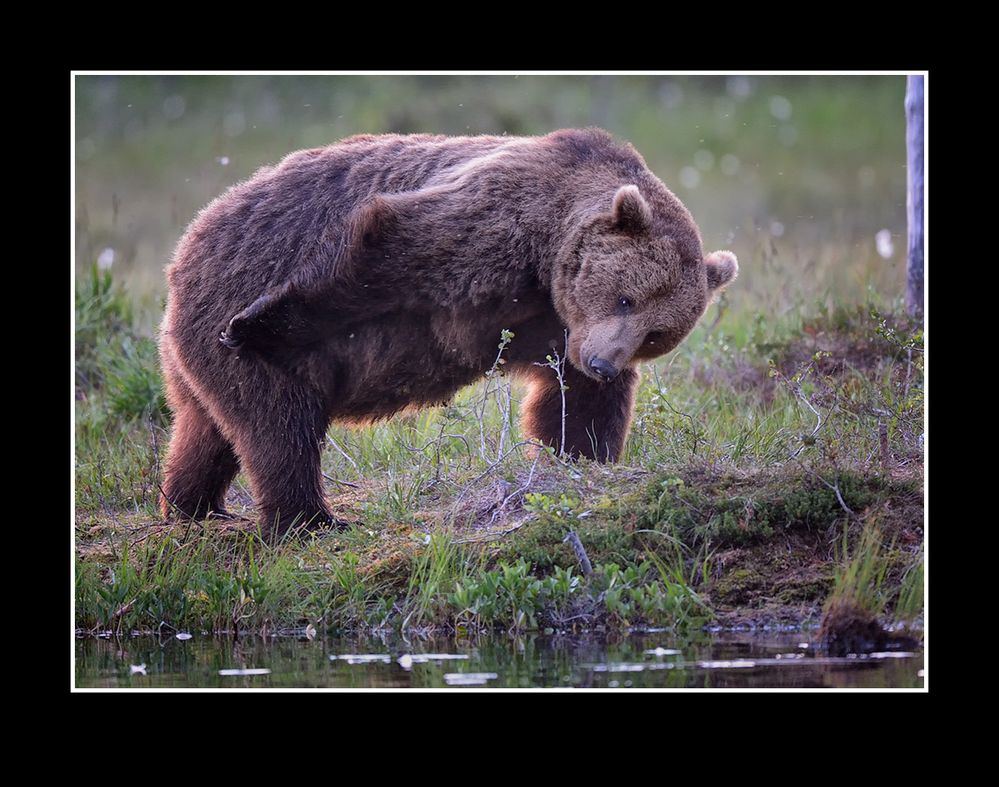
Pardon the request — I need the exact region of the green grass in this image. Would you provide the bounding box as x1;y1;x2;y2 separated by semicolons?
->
74;76;924;637
73;257;924;635
894;550;924;623
826;524;893;620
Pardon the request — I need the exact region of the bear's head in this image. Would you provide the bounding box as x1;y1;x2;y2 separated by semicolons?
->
554;184;738;382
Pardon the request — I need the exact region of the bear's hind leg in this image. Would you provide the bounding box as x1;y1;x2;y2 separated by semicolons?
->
225;384;338;537
520;364;640;462
160;375;241;521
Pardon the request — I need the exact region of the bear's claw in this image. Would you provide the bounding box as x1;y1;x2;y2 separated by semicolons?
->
219;328;242;349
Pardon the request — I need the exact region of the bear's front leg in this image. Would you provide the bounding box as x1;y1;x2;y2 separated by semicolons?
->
521;364;640;462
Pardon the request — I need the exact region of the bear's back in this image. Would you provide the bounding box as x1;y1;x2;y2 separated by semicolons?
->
165;129;664;325
169;134;531;286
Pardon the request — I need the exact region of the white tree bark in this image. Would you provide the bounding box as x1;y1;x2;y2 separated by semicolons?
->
906;75;924;318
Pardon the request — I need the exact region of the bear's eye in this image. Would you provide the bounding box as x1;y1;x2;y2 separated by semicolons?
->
618;296;633;312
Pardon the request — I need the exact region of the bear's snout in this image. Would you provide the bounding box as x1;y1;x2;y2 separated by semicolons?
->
589;357;619;382
579;316;640;382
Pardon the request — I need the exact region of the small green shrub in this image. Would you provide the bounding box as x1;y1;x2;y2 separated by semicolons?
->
76;264;134;392
104;335;168;424
450;558;545;632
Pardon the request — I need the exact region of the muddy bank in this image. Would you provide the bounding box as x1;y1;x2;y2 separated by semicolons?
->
75;460;923;638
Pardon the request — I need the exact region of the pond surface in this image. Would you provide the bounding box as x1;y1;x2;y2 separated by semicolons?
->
75;629;924;689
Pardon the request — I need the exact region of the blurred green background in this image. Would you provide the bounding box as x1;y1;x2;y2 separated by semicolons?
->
74;74;908;326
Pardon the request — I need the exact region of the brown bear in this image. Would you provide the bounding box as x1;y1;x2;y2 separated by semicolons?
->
159;128;737;535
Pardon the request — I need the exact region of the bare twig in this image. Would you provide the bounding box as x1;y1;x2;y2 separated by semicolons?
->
497;379;513;462
903;345;913;402
432;419;448;482
879;419;890;475
795;459;856;518
563;531;593;576
322;473;361;489
559;332;568;459
650;364;701;456
791;386;823;457
112;598;137;621
446;440;544;523
146;417;164;511
476;329;515;462
403;432;473;464
552;613;595;625
827;478;856;518
326;434;360;472
770;361;824;459
633;529;686;549
533;329;569;459
488;447;543;526
452;520;529;544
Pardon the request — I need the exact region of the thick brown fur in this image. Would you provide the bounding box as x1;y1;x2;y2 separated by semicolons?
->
159;129;738;535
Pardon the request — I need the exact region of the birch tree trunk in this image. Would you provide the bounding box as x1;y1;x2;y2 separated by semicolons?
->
905;75;924;318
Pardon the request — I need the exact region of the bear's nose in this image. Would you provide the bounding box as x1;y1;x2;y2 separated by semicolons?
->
589;357;619;381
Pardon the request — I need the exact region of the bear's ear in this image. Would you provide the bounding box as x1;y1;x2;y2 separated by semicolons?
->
705;250;739;292
610;185;652;235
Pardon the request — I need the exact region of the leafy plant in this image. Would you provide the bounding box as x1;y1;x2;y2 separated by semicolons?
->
450;558;545;632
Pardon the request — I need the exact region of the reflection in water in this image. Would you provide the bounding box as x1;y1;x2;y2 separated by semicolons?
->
444;672;499;686
75;630;923;689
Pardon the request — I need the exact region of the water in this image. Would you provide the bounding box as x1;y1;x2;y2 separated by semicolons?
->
75;630;924;689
